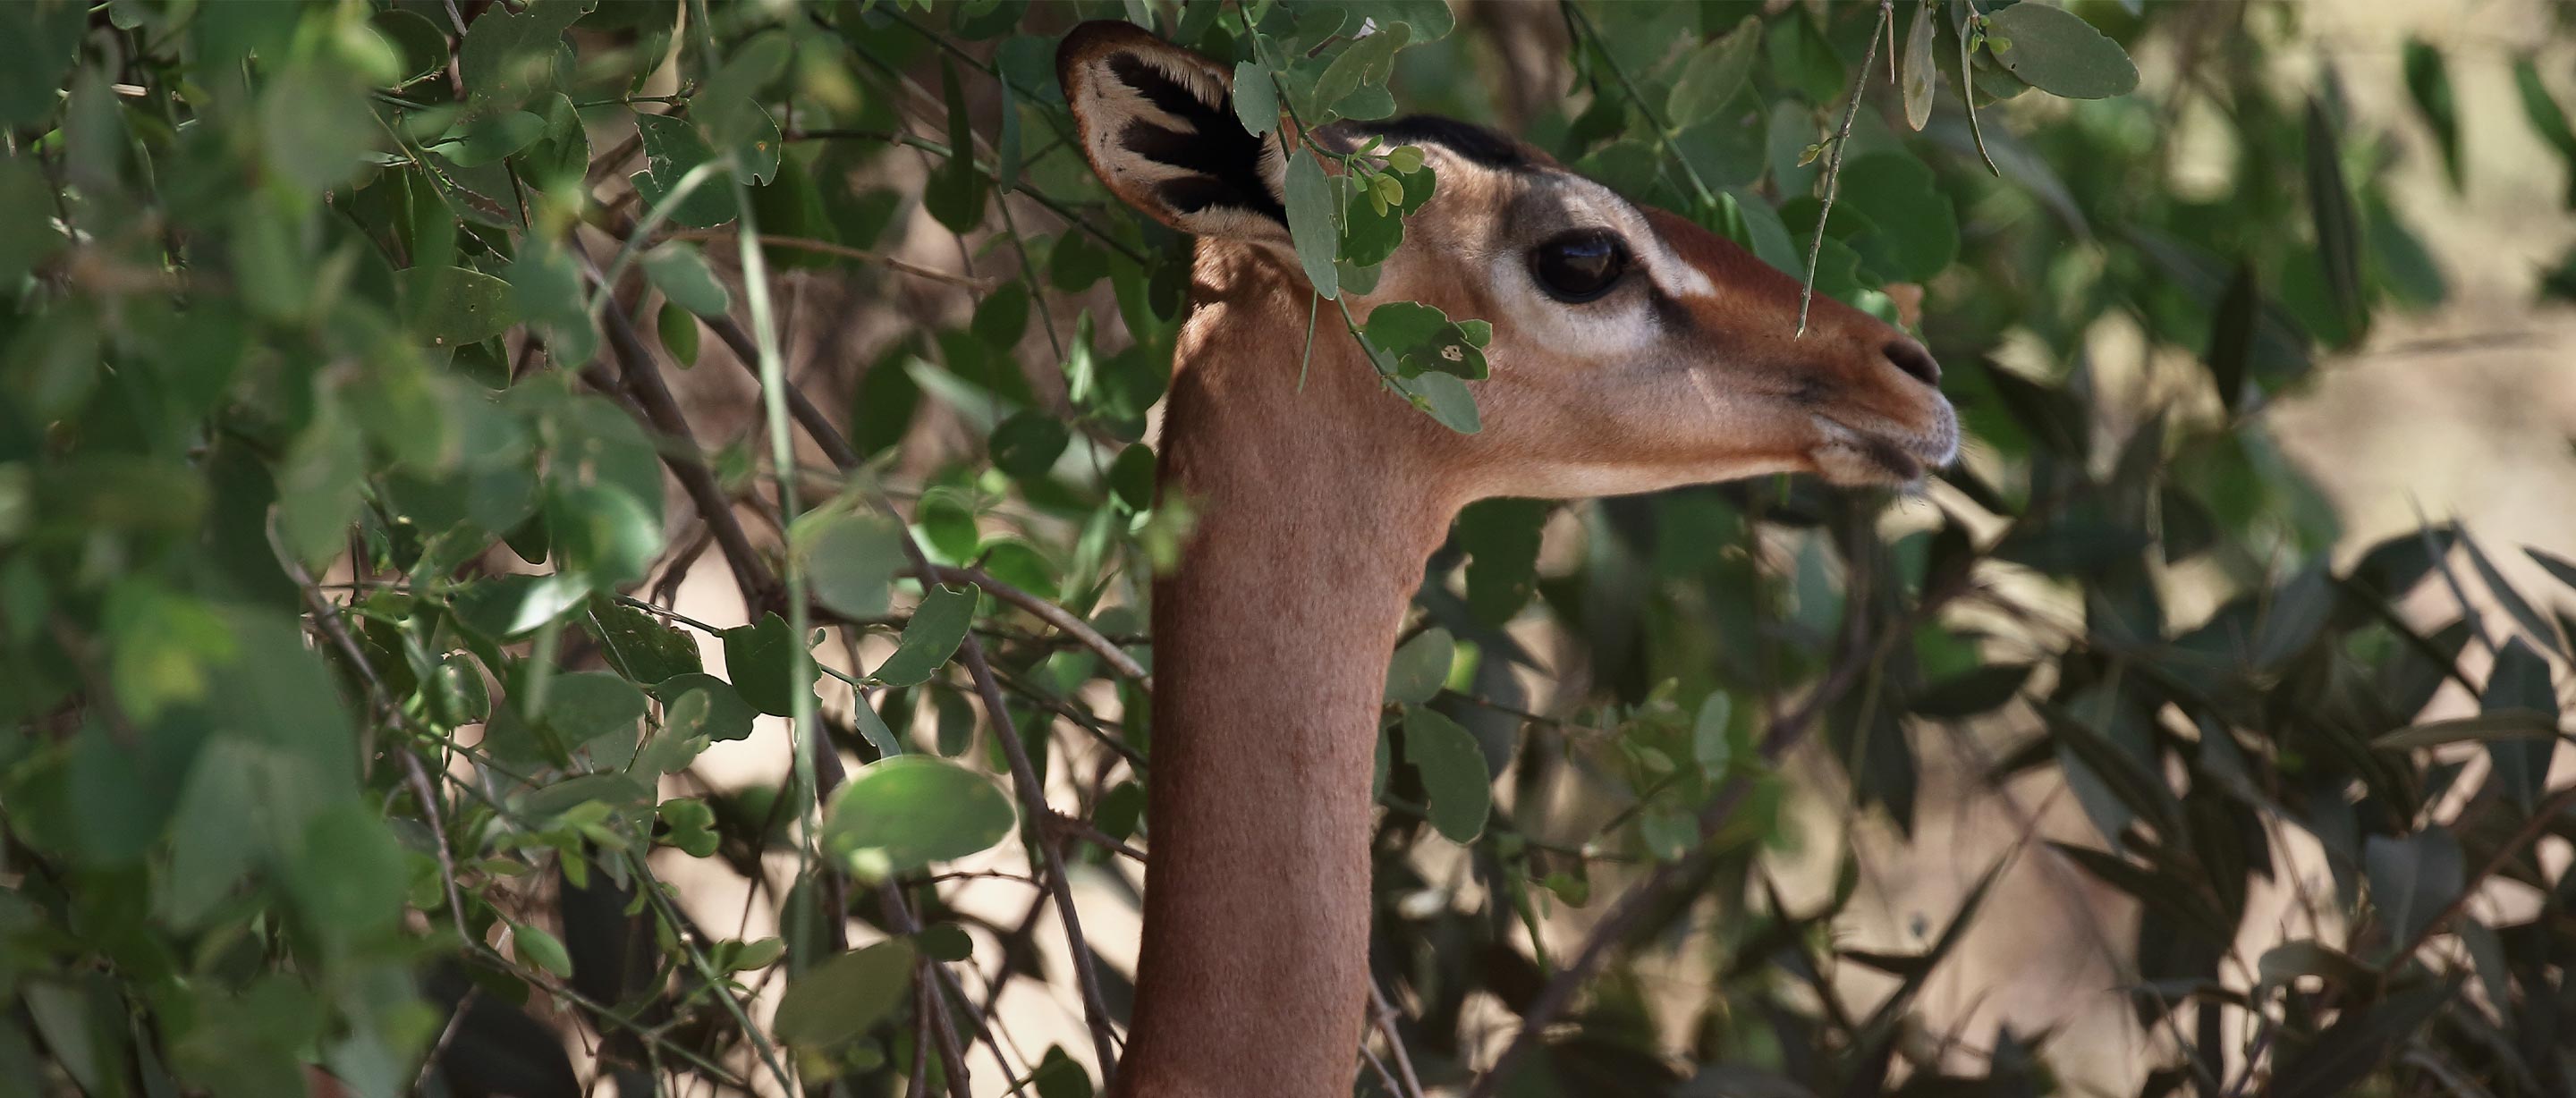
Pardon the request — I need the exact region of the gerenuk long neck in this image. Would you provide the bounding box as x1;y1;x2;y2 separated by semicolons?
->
1113;246;1456;1098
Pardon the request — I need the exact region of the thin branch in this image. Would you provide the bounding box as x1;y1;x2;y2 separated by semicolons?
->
689;236;1129;1083
586;264;782;608
1799;0;1896;336
910;563;1150;683
1368;977;1428;1098
665;228;997;291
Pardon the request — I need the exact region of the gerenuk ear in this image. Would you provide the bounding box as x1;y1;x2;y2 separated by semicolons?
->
1057;21;1291;244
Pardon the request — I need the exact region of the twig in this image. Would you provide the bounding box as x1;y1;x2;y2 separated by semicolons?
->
910;563;1150;682
1368;977;1428;1098
691;233;1128;1082
1042;809;1148;865
665;228;997;291
1799;0;1896;336
269;525;473;948
586;264;782;608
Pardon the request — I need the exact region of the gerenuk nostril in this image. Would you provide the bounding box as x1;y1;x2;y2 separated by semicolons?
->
1884;341;1941;386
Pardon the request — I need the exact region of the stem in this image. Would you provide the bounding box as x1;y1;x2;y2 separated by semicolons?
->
1799;0;1896;337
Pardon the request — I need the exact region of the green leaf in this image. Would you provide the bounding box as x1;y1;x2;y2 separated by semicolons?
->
640;242;731;317
587;599;701;684
396;266;520;348
925;61;988;232
433;110;547;167
1911;663;2031;719
458;0;587;109
2363;827;2462;959
797;507;908;621
2516;56;2576;207
657;300;700;367
1389;371;1480;434
1361;301;1446;351
1835;152;1958;283
539;670;648;749
0;0;87;129
1312;24;1410;116
1901;4;1936;131
1667;15;1762;127
1403;705;1489;842
2402;38;2462;191
2372;710;2559;750
656;671;757;743
368;11;448;89
2302;99;2366;342
2482;638;2555;814
513;923;575;978
1233;60;1280;138
1384;627;1453;705
694;30;792;149
989;410;1070;480
1691;692;1734;773
2205;262;2258;413
773;939;918;1046
721;612;815;717
1982;4;2138;99
822;756;1017;873
1284;153;1341;299
0;153;56;286
632;114;738;228
870;586;976;688
972;283;1031;348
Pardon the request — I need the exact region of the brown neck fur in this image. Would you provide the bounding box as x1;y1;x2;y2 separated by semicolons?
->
1113;243;1458;1097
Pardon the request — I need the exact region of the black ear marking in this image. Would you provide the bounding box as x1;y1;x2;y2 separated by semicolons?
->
1102;52;1287;224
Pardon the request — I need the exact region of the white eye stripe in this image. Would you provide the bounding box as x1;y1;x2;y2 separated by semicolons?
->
1555;177;1716;300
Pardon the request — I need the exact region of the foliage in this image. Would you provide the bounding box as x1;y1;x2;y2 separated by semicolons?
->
1;0;2572;1096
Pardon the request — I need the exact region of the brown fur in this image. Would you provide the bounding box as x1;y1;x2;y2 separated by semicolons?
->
1058;23;1955;1097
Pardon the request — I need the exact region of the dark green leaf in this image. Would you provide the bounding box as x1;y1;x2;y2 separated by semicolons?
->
2402;38;2462;190
989;410;1070;480
2205;262;2257;413
721;612;815;717
869;586;976;688
398;267;521;347
1402;705;1489;842
2363;827;2462;958
587;599;701;684
1983;4;2139;99
0;0;87;128
656;671;757;743
773;939;917;1046
2303;98;2367;342
2482;638;2555;814
2372;710;2558;750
